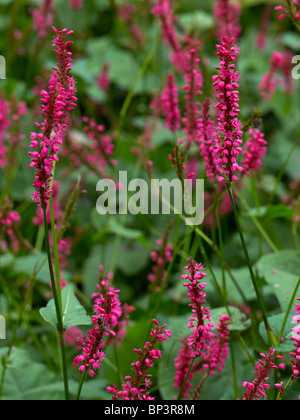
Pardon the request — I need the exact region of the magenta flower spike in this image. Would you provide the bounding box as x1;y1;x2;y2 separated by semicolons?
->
28;28;77;208
182;40;203;147
241;128;268;177
198;97;221;181
151;0;187;74
203;314;231;376
0;97;10;168
213;0;241;42
182;258;214;358
69;0;83;10
107;319;171;400
74;267;123;378
212;37;243;184
290;298;300;380
174;336;195;399
259;51;283;101
242;347;282;400
161;73;181;133
31;0;54;38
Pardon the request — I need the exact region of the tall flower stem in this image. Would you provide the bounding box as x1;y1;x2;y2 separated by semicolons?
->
278;277;300;344
76;371;86;401
43;207;70;400
227;187;277;346
177;357;196;401
49;195;62;311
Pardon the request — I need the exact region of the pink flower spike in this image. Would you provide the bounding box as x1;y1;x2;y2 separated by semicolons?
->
214;0;241;42
107;320;171;400
29;28;77;208
242;347;281;400
213;37;243;185
161;73;181;133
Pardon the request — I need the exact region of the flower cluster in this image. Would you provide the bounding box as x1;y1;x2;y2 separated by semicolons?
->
241;128;268;177
69;0;83;10
214;0;241;42
182;259;214;358
148;237;173;291
118;3;145;49
174;259;231;399
30;0;54;38
213;37;243;184
242;347;282;400
202;314;231;376
0;199;21;253
290;298;300;380
73;267;123;378
0;97;10;167
151;0;187;74
107;319;171;400
29;28;77;208
260;50;295;100
275;1;300;21
259;51;283;101
182;41;203;147
174;336;195;399
66;117;116;179
198;98;221;181
97;63;110;94
161;73;181;133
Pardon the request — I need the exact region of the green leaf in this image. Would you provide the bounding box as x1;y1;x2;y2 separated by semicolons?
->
14;254;50;283
117;241;149;276
0;347;106;400
40;285;91;330
210;307;251;332
178;11;213;32
256;250;300;311
0;253;14;269
259;312;295;352
247;205;293;222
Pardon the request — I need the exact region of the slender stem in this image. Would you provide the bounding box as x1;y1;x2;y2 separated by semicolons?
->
76;371;87;401
43;208;70;401
268;136;299;204
276;377;294;400
278;277;300;344
227;187;277;346
237;192;279;253
229;340;239;399
192;372;209;401
49;196;62;313
177;358;196;401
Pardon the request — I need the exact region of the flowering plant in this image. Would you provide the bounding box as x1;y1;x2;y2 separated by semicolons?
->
0;0;299;402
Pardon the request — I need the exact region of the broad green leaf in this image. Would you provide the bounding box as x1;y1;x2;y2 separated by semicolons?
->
259;312;295;352
14;254;50;283
40;285;91;330
178;11;213;32
247;205;293;222
256;250;300;311
0;347;106;400
210;307;251;332
0;253;14;269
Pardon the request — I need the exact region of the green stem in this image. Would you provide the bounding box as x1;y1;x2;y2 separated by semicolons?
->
49;196;62;313
268;136;299;204
278;277;300;344
76;371;87;401
276;377;294;400
227;187;277;347
237;192;279;253
177;358;196;401
43;208;70;401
